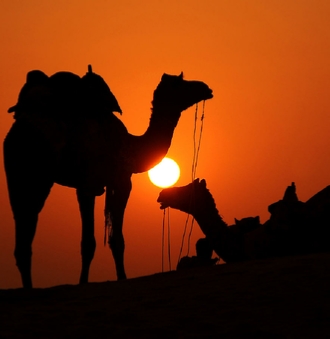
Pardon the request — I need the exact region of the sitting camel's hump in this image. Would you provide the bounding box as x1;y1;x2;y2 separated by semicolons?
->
306;185;330;211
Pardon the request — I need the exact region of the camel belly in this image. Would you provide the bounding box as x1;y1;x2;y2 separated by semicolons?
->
14;112;126;195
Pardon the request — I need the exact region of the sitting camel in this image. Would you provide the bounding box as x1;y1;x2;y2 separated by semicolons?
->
4;68;213;288
158;179;330;263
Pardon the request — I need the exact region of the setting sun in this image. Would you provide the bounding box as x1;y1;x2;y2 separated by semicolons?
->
148;157;180;188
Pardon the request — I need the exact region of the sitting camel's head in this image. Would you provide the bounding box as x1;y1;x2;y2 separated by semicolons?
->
157;178;212;215
152;73;213;113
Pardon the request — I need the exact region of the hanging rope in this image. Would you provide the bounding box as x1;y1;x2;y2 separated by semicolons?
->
191;104;198;181
187;102;205;254
186;218;195;257
177;213;190;266
162;101;206;270
192;100;205;180
167;208;172;271
104;188;113;246
178;101;206;261
162;209;165;272
161;207;172;272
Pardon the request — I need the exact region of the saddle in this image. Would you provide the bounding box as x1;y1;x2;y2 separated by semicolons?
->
8;65;122;119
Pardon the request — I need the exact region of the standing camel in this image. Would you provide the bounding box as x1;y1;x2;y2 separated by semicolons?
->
4;69;213;288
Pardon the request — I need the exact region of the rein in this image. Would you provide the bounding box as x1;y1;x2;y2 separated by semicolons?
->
185;100;205;256
162;101;206;270
161;208;172;272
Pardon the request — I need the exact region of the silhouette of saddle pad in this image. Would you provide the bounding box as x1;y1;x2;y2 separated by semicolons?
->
8;69;122;116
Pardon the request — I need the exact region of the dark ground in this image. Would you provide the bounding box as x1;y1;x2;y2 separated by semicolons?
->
1;252;330;338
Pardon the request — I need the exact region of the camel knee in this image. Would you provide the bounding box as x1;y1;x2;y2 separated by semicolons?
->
109;233;125;254
14;246;32;262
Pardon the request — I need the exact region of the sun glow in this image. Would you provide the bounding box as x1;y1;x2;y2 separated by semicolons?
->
148;157;180;188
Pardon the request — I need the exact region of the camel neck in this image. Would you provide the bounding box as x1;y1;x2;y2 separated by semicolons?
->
149;104;181;129
126;106;182;174
193;203;242;263
193;205;229;238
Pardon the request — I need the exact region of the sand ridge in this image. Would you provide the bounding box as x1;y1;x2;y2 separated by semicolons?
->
1;252;330;338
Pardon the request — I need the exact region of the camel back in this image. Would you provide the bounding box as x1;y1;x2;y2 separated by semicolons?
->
8;66;122;120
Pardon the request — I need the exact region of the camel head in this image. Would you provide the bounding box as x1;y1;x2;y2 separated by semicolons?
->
157;178;214;216
152;73;213;114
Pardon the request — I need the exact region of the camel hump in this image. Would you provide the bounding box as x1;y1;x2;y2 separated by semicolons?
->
49;71;82;116
49;69;122;117
49;71;81;92
81;70;122;114
306;185;330;210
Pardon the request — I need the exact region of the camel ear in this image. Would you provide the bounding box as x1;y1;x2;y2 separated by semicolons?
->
179;72;184;79
200;179;207;188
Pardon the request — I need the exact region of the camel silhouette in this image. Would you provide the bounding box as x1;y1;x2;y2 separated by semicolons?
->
4;67;213;288
158;179;330;263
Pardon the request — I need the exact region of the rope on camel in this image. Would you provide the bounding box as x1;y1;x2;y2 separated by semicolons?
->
161;101;206;271
161;208;172;272
179;101;205;261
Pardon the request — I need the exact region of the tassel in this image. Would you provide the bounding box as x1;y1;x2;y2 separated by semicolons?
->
104;188;113;246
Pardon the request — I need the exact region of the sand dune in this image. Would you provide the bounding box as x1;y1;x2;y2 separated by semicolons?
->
1;252;330;338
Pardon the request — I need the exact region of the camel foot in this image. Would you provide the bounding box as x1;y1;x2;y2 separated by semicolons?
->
79;274;89;285
117;273;127;281
21;276;33;289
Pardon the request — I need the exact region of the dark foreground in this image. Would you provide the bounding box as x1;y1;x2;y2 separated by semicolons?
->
1;252;330;338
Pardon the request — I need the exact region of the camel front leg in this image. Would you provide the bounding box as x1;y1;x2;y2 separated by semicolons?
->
77;190;96;284
107;175;132;280
4;123;54;288
10;184;52;289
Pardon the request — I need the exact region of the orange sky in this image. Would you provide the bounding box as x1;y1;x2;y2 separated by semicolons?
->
1;1;330;288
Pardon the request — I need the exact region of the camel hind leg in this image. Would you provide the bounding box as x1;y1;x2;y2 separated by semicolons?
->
107;174;132;280
4;122;54;288
76;190;96;284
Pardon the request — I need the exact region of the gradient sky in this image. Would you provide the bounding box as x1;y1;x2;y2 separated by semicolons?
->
1;1;330;288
